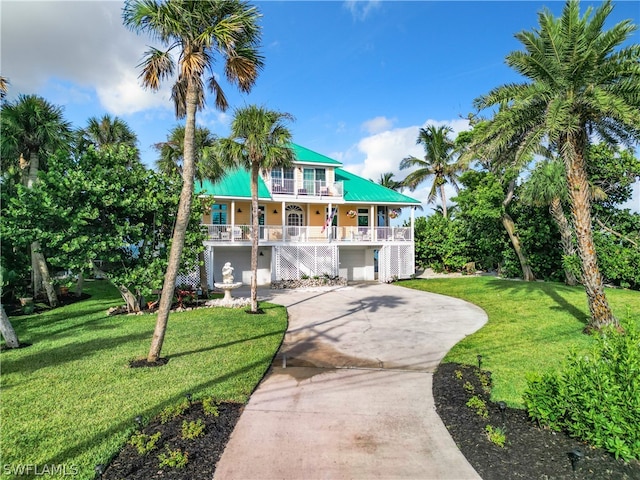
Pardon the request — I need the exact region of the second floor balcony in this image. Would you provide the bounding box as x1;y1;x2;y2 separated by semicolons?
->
202;224;412;244
270;178;344;198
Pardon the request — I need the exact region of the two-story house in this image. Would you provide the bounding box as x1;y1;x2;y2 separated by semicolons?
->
194;144;421;286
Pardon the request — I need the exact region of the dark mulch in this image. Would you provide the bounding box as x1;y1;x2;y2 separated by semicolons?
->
433;362;640;480
102;402;243;480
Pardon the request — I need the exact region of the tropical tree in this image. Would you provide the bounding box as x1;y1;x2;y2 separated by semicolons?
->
215;105;294;312
0;94;72;306
76;114;138;153
155;125;221;180
376;172;402;191
123;0;263;363
472;0;640;330
400;125;461;219
521;158;579;285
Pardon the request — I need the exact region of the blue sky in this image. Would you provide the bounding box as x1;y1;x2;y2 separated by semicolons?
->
2;0;639;214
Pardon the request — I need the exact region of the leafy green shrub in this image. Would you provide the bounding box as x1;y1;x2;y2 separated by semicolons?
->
181;419;205;440
466;395;488;418
128;432;161;455
485;425;506;448
463;381;475;394
158;446;188;469
202;397;219;417
159;401;189;424
524;321;640;460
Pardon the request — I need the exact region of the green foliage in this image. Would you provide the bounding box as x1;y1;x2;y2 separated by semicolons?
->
181;419;205;440
466;395;488;418
476;370;492;394
593;209;640;290
524;321;640;460
159;401;189;424
523;372;566;430
128;431;161;455
454;370;463;380
413;214;470;272
202;398;220;417
158;446;188;469
463;381;475;394
1;146;207;301
454;171;510;272
485;425;506;447
587;144;640;209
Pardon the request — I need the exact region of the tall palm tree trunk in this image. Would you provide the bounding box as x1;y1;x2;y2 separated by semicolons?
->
250;162;260;312
549;198;579;286
148;82;198;363
26;152;58;307
563;137;617;330
439;184;448;219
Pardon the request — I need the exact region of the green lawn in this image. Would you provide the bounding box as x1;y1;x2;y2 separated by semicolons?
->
1;280;287;480
400;277;640;407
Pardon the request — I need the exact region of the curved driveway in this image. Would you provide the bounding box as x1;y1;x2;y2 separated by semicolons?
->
214;282;487;480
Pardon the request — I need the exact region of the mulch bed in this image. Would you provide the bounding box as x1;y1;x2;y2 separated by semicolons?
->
433;362;640;480
102;402;243;480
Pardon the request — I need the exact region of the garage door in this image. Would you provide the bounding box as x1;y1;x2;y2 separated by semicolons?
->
339;248;367;281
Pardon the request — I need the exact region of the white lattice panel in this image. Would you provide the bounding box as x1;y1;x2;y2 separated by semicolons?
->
379;245;414;282
274;245;338;280
176;268;199;289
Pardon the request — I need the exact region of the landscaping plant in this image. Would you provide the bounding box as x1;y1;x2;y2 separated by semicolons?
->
524;320;640;461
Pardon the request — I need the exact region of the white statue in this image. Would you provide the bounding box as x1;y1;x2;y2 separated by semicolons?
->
222;262;234;284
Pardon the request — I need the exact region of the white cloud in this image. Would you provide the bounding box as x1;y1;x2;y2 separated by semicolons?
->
361;116;395;135
1;1;168;114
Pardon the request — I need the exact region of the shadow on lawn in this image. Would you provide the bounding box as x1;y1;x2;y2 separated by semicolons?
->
2;332;151;375
36;355;275;477
483;279;589;325
169;329;284;360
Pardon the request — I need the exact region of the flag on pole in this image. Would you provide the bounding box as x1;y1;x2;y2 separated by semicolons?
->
321;207;337;233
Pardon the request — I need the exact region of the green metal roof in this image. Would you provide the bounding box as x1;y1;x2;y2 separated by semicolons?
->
291;143;342;166
336;168;421;205
196;146;421;206
197;167;271;199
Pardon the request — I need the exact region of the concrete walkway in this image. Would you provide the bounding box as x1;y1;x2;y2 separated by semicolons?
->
213;282;487;480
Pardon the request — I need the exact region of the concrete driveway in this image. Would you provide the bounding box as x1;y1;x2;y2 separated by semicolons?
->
213;282;487;480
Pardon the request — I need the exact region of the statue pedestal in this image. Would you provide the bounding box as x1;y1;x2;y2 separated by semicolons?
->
214;282;243;303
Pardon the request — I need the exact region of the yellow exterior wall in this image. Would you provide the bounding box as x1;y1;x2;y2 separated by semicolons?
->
203;202;374;227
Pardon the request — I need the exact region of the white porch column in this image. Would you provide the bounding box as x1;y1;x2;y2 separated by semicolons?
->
231;201;236;242
370;205;375;239
281;201;286;240
411;207;415;240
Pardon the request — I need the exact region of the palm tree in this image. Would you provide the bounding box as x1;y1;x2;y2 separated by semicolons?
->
215;105;294;313
77;114;138;153
0;94;72;307
376;172;402;191
400;125;460;219
123;0;263;363
473;0;640;330
154;125;220;181
521;158;579;286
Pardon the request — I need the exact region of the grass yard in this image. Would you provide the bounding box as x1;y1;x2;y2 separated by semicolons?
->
1;280;287;480
400;277;640;408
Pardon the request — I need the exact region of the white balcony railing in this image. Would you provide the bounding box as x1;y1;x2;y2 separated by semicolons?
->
270;179;344;197
202;225;412;243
